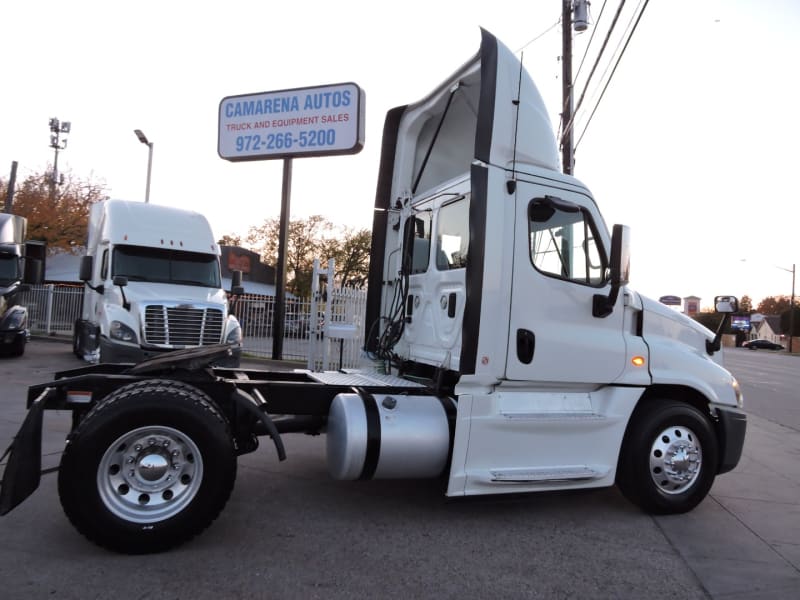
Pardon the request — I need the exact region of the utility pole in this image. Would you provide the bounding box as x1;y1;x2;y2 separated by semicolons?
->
4;161;17;213
561;0;590;175
561;0;574;175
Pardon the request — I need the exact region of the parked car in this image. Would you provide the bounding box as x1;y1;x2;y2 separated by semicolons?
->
743;339;784;351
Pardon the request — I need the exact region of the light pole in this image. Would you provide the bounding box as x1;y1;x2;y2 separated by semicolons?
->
49;117;71;201
133;129;153;203
779;263;796;354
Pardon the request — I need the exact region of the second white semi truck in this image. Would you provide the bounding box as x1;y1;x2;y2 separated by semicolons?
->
72;200;243;366
0;29;746;554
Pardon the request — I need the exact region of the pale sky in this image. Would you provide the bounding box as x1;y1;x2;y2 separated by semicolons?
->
2;0;798;309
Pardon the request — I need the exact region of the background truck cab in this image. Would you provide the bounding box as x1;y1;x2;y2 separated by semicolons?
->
73;200;243;366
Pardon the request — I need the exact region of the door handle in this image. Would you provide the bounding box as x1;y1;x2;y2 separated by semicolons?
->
516;329;535;364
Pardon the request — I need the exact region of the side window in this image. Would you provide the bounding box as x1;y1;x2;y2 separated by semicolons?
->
100;249;109;280
435;197;469;270
528;197;606;285
406;212;432;274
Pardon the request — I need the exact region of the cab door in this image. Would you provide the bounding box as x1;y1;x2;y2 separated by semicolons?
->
505;183;627;384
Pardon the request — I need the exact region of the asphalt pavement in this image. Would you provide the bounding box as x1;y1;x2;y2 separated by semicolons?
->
0;339;797;599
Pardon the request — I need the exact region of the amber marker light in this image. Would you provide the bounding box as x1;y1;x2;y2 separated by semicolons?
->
631;356;646;367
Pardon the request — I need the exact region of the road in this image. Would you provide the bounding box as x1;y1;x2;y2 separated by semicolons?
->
723;347;800;432
0;340;797;599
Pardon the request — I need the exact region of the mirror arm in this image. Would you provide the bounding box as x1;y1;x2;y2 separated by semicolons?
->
706;313;731;355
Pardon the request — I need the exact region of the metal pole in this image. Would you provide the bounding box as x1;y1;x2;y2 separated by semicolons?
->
4;161;17;213
561;0;574;175
272;158;292;360
790;264;796;353
145;142;153;203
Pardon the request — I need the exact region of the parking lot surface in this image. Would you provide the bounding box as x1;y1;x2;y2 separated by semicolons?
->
0;340;797;599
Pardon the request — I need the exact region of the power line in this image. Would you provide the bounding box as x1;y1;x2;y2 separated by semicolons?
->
564;0;626;141
517;18;562;54
575;0;651;151
574;0;608;81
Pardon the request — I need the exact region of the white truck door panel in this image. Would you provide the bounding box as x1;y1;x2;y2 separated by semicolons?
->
505;183;627;384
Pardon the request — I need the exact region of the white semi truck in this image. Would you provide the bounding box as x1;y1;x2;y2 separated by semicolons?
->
0;30;746;554
72;199;243;366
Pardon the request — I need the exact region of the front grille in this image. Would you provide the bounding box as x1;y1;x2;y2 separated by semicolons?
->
143;304;224;347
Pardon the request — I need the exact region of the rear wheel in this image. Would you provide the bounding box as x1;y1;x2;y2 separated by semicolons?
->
617;400;718;514
10;334;26;357
58;379;237;553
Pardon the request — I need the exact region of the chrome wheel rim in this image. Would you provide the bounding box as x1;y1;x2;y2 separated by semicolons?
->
648;425;702;494
97;426;203;523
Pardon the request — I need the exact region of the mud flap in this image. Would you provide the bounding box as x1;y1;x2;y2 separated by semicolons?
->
0;389;51;515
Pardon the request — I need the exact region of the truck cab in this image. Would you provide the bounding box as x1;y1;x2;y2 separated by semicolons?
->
366;29;745;504
0;213;42;357
74;200;243;366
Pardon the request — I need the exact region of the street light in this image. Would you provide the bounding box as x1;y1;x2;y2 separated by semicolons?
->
48;117;71;200
133;129;153;203
779;263;796;354
742;259;796;353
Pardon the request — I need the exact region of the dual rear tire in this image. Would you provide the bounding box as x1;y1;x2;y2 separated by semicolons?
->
58;379;237;554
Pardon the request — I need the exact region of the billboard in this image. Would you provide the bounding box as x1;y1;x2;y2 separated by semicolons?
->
730;315;751;331
218;82;365;161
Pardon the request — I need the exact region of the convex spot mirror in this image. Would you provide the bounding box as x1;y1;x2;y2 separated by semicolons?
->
714;296;738;313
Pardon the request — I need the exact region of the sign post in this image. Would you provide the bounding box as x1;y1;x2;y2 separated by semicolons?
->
219;82;365;359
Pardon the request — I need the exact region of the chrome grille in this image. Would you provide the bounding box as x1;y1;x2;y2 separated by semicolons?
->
144;304;224;347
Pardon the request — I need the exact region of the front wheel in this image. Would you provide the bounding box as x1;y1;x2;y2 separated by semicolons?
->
616;400;718;514
58;379;237;553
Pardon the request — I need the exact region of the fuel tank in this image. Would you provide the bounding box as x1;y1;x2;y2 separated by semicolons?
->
326;392;453;480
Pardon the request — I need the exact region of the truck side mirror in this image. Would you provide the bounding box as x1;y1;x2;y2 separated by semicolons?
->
706;295;739;355
113;276;130;311
23;258;43;285
593;224;631;318
79;256;93;281
230;270;244;295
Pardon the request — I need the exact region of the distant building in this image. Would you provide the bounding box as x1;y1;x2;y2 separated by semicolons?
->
683;296;701;316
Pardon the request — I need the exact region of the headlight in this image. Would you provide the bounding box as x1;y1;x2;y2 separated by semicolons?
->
225;322;243;345
109;320;137;343
732;377;743;409
2;309;27;330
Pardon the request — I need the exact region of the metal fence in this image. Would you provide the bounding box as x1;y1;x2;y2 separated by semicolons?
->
19;284;369;369
235;287;368;369
19;284;83;336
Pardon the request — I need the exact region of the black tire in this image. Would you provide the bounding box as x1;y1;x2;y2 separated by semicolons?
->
616;400;718;514
10;335;26;357
57;379;237;554
72;324;81;357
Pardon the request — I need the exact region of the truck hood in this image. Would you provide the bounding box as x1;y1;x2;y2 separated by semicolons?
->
638;293;718;362
113;282;228;307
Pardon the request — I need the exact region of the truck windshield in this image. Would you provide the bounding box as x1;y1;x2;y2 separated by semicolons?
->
0;254;19;283
112;245;221;288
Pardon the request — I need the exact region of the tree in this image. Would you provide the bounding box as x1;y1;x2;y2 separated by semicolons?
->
756;295;792;315
217;234;242;246
780;306;800;337
739;295;753;313
1;169;108;251
229;216;372;297
320;227;371;288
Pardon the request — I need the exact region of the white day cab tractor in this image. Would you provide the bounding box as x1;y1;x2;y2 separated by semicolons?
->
0;30;745;554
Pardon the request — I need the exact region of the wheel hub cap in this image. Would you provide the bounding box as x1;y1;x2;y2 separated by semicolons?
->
97;426;204;523
649;425;702;494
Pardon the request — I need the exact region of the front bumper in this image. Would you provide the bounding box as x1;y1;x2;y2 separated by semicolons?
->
716;406;747;474
99;337;241;367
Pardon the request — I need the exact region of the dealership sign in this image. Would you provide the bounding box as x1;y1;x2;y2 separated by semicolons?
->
218;82;365;161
